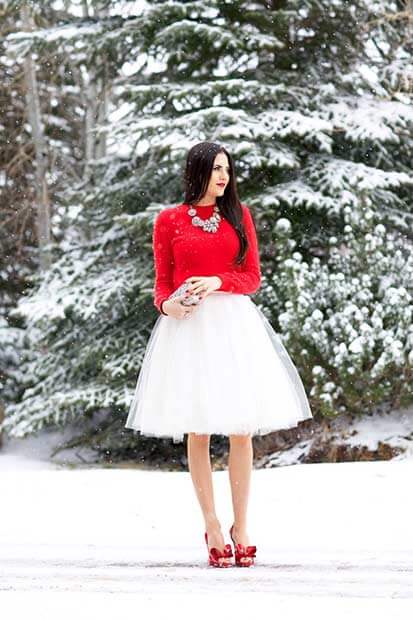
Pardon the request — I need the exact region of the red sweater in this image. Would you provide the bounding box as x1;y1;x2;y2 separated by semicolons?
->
152;202;262;315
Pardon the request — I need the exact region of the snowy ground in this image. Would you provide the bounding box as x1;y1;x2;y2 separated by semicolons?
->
1;430;413;619
260;406;413;467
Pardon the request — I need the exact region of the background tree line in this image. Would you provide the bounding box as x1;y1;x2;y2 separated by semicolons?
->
0;0;412;464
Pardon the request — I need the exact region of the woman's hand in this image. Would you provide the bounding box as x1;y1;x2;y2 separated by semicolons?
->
184;276;222;299
162;293;198;320
163;276;222;319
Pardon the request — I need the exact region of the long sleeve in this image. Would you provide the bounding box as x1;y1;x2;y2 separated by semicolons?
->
216;206;262;294
152;211;175;315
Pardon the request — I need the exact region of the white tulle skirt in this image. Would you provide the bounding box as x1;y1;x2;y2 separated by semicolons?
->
125;291;313;443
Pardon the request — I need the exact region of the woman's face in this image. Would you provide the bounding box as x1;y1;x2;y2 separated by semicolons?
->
205;152;230;200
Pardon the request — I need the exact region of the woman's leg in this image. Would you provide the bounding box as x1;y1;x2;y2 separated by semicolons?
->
228;434;253;553
187;432;228;565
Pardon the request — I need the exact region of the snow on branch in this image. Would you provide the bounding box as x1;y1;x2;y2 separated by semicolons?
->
324;97;413;144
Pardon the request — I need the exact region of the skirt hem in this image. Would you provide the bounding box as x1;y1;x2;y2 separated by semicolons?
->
125;415;313;444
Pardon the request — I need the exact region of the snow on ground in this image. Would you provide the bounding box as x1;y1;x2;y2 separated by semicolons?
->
343;407;413;455
0;427;413;619
261;406;413;467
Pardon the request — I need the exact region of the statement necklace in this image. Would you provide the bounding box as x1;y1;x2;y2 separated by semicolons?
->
187;203;221;233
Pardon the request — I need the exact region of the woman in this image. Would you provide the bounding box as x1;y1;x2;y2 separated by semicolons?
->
125;141;313;568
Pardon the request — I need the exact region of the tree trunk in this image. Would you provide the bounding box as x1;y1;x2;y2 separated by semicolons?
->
95;59;109;160
95;2;109;160
82;0;109;183
21;2;51;271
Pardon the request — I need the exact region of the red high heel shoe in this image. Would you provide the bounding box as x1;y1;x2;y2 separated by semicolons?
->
229;525;256;567
204;532;233;568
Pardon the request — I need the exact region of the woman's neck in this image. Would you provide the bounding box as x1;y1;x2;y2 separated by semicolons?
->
192;201;216;207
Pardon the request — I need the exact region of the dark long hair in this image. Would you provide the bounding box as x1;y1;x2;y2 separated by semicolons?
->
182;141;248;265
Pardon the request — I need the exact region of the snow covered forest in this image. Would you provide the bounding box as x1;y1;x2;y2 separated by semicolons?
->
0;0;412;465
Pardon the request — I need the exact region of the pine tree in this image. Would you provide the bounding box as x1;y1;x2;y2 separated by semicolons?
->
1;1;412;460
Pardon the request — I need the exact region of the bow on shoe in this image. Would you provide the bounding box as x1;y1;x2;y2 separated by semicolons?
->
234;543;256;558
210;544;233;561
223;544;233;558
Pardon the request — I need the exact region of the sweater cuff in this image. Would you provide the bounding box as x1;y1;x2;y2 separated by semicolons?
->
215;274;235;292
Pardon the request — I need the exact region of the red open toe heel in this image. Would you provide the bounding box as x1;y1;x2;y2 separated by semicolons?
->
229;525;256;567
204;532;233;568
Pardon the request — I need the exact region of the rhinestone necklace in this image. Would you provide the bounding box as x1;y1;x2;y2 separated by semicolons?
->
187;203;221;233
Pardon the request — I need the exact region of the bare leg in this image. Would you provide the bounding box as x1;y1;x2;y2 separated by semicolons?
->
228;434;253;563
187;432;228;565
